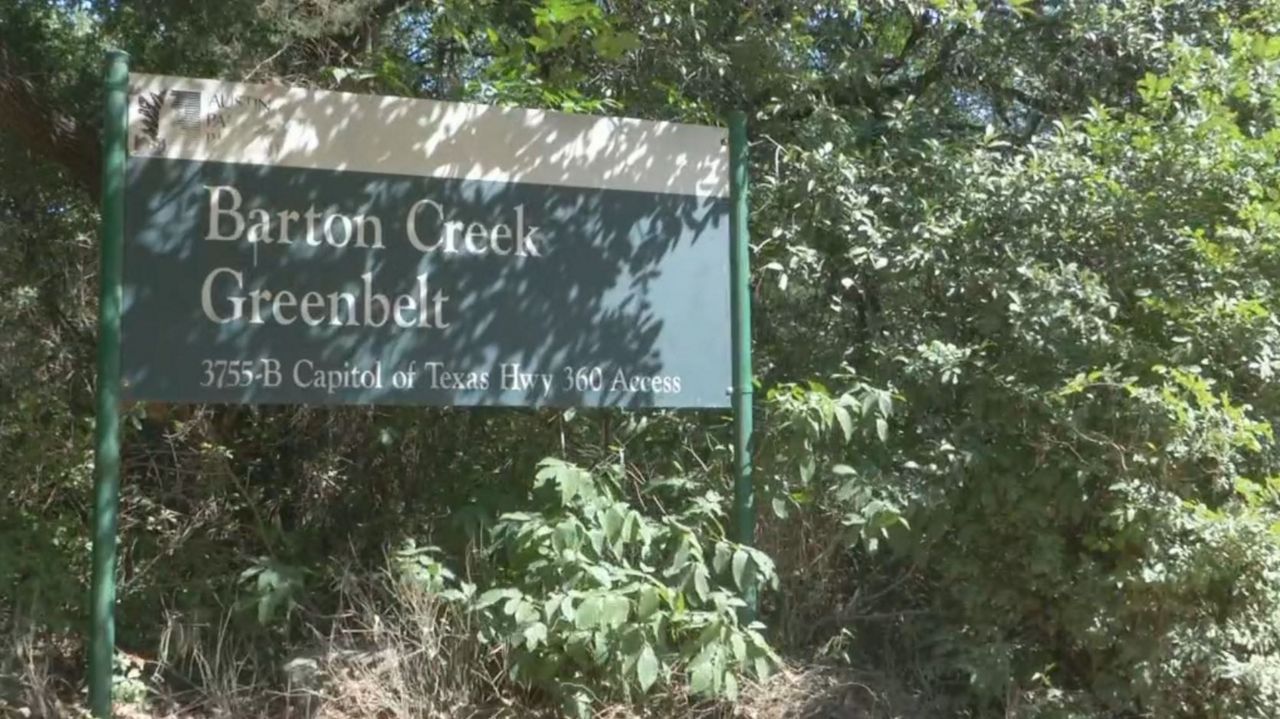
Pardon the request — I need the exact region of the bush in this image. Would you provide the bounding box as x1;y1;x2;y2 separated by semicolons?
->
466;458;780;716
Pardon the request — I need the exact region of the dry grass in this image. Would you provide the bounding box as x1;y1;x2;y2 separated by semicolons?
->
0;613;88;719
736;664;913;719
2;567;935;719
138;567;522;719
294;572;512;719
152;605;268;717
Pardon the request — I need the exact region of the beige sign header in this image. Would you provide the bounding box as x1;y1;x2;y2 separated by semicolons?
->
127;73;729;198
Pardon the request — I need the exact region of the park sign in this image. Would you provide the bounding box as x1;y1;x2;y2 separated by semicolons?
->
122;74;732;407
92;54;751;719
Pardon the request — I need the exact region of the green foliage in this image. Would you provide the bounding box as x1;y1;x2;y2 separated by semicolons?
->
391;541;459;595
743;8;1280;715
468;458;779;714
760;379;909;553
238;556;307;626
7;1;1280;717
111;651;148;705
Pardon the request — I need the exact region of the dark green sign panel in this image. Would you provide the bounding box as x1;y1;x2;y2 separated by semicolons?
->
123;74;731;407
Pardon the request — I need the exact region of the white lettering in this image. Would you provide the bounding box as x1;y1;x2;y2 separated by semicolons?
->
516;204;541;256
205;185;245;241
200;267;243;322
407;198;445;252
276;209;299;244
273;289;297;325
354;214;382;248
324;214;353;247
465;222;488;254
304;206;324;245
491;223;513;255
362;271;389;327
300;291;325;325
246;208;272;244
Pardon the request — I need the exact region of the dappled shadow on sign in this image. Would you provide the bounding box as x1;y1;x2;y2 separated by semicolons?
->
121;78;732;409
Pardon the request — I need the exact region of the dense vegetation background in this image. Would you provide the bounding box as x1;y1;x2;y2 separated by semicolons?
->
4;1;1280;717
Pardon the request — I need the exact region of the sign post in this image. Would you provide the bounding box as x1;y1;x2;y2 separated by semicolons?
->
90;49;128;719
727;111;756;618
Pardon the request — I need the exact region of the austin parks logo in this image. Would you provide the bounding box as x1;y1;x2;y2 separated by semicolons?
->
135;87;271;152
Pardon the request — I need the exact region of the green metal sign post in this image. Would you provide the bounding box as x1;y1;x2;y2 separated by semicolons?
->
90;49;128;719
728;111;756;618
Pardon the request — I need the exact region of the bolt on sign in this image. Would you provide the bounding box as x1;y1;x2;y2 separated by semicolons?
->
124;75;731;407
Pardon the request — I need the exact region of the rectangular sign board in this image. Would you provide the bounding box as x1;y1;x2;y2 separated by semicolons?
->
123;74;731;407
